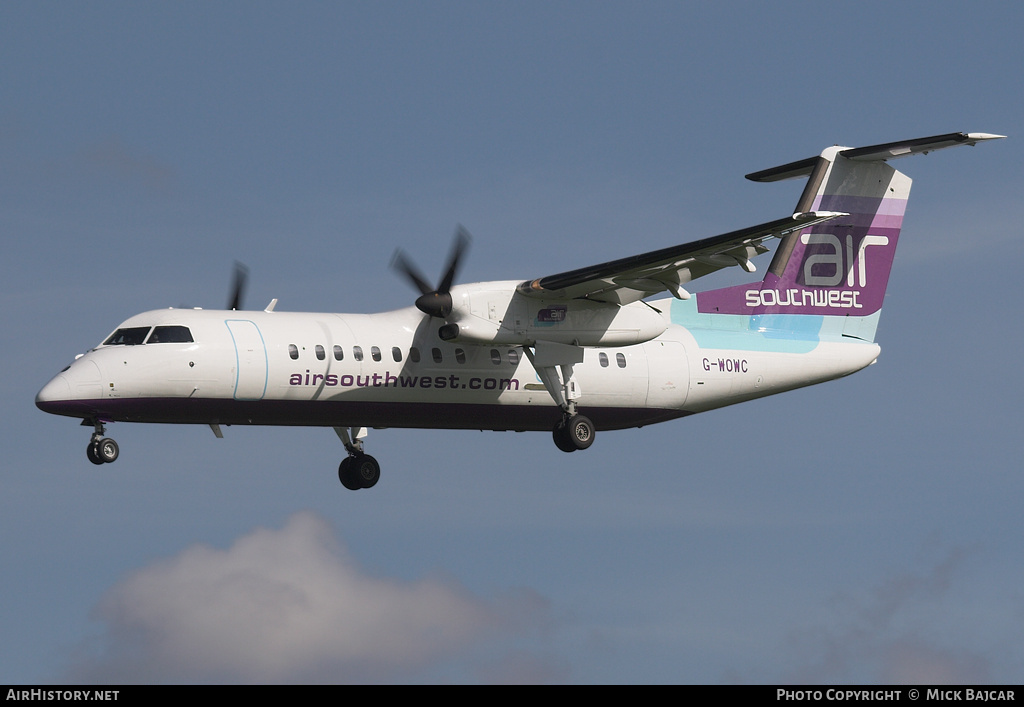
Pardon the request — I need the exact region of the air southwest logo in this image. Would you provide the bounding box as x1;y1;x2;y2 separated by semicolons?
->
744;233;889;309
534;305;567;327
288;370;520;391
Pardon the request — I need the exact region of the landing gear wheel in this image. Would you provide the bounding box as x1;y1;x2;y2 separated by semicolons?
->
353;454;380;488
566;414;595;450
86;442;104;465
552;421;577;453
96;438;119;463
552;415;595;451
338;454;380;490
338;457;362;490
87;438;118;464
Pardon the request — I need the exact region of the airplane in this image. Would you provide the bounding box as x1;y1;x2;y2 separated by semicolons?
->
36;131;1003;490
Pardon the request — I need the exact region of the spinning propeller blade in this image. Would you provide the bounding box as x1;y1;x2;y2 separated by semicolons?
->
391;226;472;318
228;261;248;311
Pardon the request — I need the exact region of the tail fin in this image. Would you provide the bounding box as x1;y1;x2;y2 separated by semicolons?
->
697;132;1004;342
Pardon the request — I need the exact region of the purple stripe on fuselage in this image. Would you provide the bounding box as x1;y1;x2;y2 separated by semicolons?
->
35;396;689;432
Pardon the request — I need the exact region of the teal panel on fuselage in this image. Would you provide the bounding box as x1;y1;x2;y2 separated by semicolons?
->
668;298;823;353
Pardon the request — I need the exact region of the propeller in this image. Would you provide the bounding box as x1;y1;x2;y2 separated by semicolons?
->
391;226;471;319
228;261;249;311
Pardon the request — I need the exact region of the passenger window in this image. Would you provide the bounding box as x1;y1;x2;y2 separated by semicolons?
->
315;345;325;361
288;344;299;360
455;348;466;364
409;347;421;363
392;347;402;362
616;353;626;368
353;346;363;361
599;352;609;367
148;326;193;343
333;345;343;361
432;348;443;363
371;346;381;362
508;349;519;365
490;349;501;365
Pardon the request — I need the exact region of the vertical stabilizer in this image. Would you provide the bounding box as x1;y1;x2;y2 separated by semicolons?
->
770;148;909;318
696;132;1004;342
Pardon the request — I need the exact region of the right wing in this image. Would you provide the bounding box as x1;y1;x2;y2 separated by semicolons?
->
517;211;846;305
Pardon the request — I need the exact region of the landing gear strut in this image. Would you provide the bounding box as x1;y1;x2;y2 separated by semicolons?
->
524;342;598;453
84;418;119;465
334;426;380;490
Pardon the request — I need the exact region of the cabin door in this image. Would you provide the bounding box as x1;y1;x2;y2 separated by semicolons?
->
225;320;268;400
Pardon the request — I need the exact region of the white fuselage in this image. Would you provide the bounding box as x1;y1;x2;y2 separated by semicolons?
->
36;294;880;433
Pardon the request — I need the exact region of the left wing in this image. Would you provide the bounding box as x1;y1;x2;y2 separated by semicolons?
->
516;211;845;304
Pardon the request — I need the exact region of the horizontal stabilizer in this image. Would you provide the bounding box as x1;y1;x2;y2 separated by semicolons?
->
746;131;1006;182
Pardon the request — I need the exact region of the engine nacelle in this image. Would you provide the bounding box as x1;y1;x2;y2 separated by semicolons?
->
442;283;668;346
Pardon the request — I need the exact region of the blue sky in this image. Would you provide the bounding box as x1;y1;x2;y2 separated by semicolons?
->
2;1;1022;683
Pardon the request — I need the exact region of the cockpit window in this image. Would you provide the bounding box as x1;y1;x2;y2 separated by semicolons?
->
147;326;194;343
103;327;151;346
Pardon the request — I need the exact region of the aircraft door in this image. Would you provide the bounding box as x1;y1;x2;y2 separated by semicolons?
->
226;320;268;401
643;340;688;409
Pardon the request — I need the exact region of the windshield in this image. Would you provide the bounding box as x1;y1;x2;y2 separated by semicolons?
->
103;327;151;346
147;326;194;343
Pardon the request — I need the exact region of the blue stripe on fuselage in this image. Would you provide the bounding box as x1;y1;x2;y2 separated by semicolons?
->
669;298;823;353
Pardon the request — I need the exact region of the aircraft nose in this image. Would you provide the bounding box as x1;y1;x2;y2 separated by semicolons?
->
36;373;72;413
36;358;102;417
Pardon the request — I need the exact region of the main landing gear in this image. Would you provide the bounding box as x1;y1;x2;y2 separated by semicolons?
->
334;426;380;490
84;418;119;465
524;342;598;453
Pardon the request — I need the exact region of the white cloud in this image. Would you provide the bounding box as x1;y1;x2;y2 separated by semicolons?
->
67;512;551;683
783;548;993;684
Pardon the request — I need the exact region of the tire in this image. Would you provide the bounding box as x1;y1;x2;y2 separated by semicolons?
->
354;454;380;489
552;421;577;453
86;442;104;465
96;438;119;463
338;457;362;490
566;415;595;450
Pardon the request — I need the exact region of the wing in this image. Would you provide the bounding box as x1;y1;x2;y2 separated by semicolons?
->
517;211;846;305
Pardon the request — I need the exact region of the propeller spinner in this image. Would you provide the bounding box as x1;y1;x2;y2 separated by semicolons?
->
392;226;471;319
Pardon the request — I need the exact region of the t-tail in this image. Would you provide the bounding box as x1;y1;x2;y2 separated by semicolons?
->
697;132;1005;342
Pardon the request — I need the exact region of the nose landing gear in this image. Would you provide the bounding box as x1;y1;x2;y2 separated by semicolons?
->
84;419;119;464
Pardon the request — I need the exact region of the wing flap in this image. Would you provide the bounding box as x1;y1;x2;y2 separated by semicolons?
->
518;211;845;304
